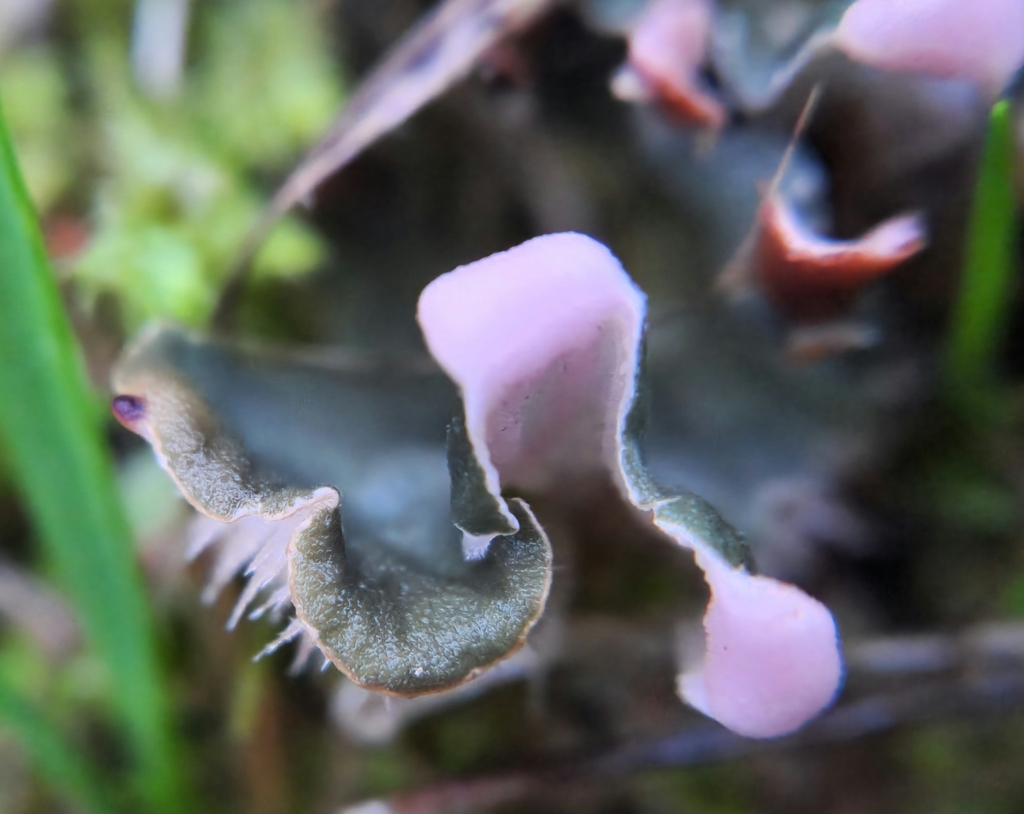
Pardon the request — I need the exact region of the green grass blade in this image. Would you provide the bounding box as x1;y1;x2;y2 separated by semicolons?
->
0;96;184;812
945;100;1019;403
0;677;116;814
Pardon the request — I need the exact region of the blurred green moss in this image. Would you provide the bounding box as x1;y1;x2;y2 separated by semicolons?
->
190;0;345;168
1;0;343;331
0;46;76;211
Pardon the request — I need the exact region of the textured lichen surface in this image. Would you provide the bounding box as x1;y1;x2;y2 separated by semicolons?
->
290;498;549;694
447;412;518;538
112;327;552;693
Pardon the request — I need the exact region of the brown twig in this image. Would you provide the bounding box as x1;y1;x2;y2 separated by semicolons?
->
211;0;560;334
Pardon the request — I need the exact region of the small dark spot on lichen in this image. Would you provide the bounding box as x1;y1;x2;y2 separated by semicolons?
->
112;394;146;425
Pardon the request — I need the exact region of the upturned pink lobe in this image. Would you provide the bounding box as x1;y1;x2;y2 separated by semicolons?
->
677;543;842;738
418;232;645;495
419;233;843;738
836;0;1024;99
624;0;726;128
755;195;926;322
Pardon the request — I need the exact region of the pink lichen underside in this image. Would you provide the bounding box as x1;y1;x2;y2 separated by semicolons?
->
670;526;842;739
630;0;712;80
836;0;1024;98
770;195;929;259
767;197;925;268
755;197;926;321
418;232;646;499
418;232;843;737
625;0;724;127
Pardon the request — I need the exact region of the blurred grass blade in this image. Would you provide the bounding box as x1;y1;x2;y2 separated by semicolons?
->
0;97;184;811
945;100;1018;401
0;677;115;814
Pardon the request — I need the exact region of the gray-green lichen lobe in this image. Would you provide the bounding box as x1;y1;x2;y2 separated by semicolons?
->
615;337;753;572
113;328;273;519
289;498;551;694
447;411;517;537
654;493;753;571
114;326;553;695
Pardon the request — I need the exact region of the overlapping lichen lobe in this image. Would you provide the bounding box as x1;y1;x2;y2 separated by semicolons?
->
620;0;726;130
651;505;842;738
644;70;727;131
754;195;926;322
288;493;552;698
834;0;1024;100
682;553;843;738
419;232;645;518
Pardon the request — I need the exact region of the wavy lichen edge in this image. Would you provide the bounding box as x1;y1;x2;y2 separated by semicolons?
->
419;232;843;737
113;232;842;735
112;329;552;697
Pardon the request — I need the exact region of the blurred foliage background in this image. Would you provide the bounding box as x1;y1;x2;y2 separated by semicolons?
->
2;0;1024;813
